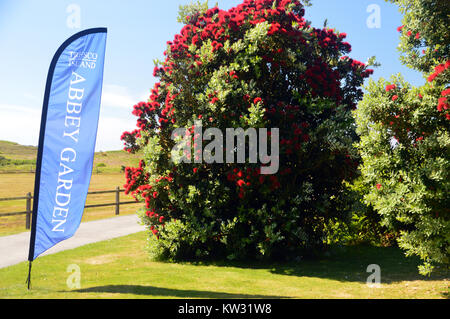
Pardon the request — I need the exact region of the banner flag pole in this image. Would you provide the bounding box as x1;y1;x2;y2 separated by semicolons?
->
26;28;107;289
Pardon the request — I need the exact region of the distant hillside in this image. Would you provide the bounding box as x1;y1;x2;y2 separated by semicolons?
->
0;140;141;173
0;140;37;161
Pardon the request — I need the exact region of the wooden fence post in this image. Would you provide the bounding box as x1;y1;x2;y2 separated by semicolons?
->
25;192;32;230
115;186;120;215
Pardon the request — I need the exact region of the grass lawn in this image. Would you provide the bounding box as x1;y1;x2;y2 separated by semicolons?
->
0;231;448;299
0;173;141;236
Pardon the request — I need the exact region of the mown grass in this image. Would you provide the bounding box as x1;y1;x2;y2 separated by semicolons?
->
0;231;448;299
0;173;141;236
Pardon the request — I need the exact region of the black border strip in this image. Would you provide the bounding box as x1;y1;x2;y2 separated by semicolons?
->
28;27;107;261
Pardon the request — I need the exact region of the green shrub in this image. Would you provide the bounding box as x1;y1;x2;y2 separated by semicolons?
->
0;155;10;166
354;0;450;276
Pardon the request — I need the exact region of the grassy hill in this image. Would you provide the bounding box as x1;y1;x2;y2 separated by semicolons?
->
0;140;141;173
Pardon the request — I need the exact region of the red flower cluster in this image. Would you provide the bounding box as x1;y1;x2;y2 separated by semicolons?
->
437;89;450;119
226;166;284;198
427;60;450;82
253;97;262;104
211;40;224;52
301;60;341;101
313;28;349;52
124;160;148;195
437;97;448;112
385;84;397;92
166;0;305;61
267;22;281;36
146;210;165;229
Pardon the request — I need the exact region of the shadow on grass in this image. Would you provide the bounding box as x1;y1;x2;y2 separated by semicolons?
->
188;245;449;285
73;285;286;299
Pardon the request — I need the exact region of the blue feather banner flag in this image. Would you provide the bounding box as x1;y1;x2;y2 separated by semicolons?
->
27;28;107;288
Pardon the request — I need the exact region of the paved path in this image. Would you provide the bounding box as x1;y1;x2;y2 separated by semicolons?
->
0;214;144;269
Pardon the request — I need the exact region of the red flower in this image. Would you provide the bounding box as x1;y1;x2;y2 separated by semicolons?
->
341;41;352;52
376;184;382;190
259;176;265;184
294;128;303;135
441;88;450;96
386;84;396;92
301;122;309;128
392;95;399;101
153;66;160;77
237;179;246;187
415;32;420;40
397;25;404;32
210;97;219;104
437;97;448;112
193;167;198;173
192;35;200;46
267;22;280;36
428;61;449;82
254;97;262;104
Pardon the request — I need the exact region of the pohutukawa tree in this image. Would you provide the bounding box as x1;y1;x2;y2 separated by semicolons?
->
121;0;373;261
355;0;449;275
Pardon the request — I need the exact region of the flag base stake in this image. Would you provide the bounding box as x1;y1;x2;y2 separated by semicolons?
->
26;261;32;290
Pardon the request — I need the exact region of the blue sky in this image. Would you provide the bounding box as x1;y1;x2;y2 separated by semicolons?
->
0;0;424;151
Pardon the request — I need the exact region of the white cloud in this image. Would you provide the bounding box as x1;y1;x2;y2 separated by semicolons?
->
0;104;40;146
95;115;137;151
97;84;142;150
101;84;147;109
0;103;40;115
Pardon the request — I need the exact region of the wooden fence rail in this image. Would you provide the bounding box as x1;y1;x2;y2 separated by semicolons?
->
0;187;138;229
